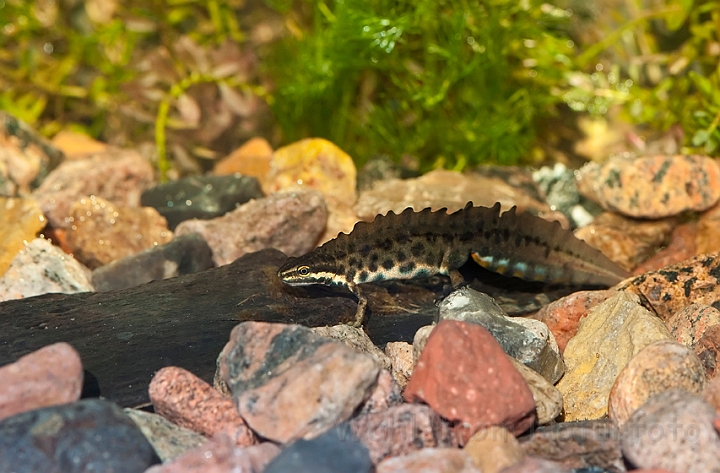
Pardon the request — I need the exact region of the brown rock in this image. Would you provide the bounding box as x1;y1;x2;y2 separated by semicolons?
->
32;148;155;229
633;222;698;274
0;342;83;421
357;369;403;415
404;320;536;444
697;201;720;255
499;456;573;473
0;197;46;276
509;359;563;425
574;212;676;271
145;435;280;473
608;340;706;426
212;137;273;178
529;289;616;353
175;190;326;266
519;419;623;472
694;324;720;379
375;448;480;473
350;404;455;464
666;303;720;347
621;252;720;321
576;154;720;218
312;324;391;371
149;366;256;446
413;324;435;364
51;130;108;160
701;376;720;411
464;426;525;473
384;341;413;389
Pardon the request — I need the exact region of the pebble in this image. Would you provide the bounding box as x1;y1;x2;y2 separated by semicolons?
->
140;174;263;230
123;408;207;463
0;342;83;421
622;252;720;321
32;148;155;229
608;340;706;426
0;196;46;276
439;288;564;383
384;341;414;388
65;195;173;269
91;232;213;291
212;137;273;179
464;426;525;473
413;324;435;364
557;292;672;421
404;319;536;444
621;389;720;472
519;419;624;472
632;222;698;274
356;369;403;415
532;162;598;228
311;324;391;371
666;303;720;347
498;456;573;472
509;358;563;425
350;404;455;464
146;435;280;473
701;375;720;411
697;201;720;255
375;448;480;473
576;154;720;218
0;238;93;301
51;130;108;159
149;366;256;446
694;324;720;378
219;322;380;443
574;212;676;271
264;424;373;473
0;398;160;472
175;189;327;266
529;290;616;353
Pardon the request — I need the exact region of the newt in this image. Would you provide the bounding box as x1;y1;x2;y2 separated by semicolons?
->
278;202;629;326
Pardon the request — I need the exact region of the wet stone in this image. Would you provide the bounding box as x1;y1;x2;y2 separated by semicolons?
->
557;292;672;421
464;426;525;473
499;456;574;473
384;341;414;389
0;196;46;276
0;398;160;473
0;238;92;301
141;174;263;230
509;358;563;425
412;324;435;364
694;324;720;379
264;424;373;473
356;369;403;415
92;232;213;292
375;448;480;473
633;222;698;274
349;404;455;464
621;389;720;473
576;154;720;218
608;340;706;427
666;303;720;348
175;189;326;266
65;195;173;269
519;419;624;473
311;324;391;371
532;162;600;228
0;342;83;421
124;408;208;463
696;200;720;256
404;319;536;444
439;287;564;383
213;137;273;179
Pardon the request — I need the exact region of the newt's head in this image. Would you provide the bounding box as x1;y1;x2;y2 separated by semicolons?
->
277;254;347;288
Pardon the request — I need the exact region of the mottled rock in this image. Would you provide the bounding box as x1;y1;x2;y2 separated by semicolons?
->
357;155;411;193
146;435;279;473
376;448;480;473
609;340;706;426
0;342;83;421
213;137;273;179
149;366;256;446
499;456;573;473
519;420;623;472
557;292;672;421
622;252;720;321
312;324;391;371
574;212;676;271
529;290;616;353
697;201;720;255
124;408;207;463
0;399;160;472
464;426;525;473
633;222;698;274
509;358;563;425
65;195;173;269
439;288;564;383
92;233;213;292
666;303;720;347
576;154;720;218
0;238;92;301
176;190;327;266
694;324;720;379
350;403;455;464
265;424;372;473
141;174;263;230
32;148;155;229
413;324;435;364
621;389;720;472
0;197;46;275
357;369;403;415
701;375;720;411
384;341;413;388
404;319;536;444
220;322;380;443
532;163;599;228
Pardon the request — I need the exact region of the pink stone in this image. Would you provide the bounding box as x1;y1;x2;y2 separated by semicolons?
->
375;448;480;473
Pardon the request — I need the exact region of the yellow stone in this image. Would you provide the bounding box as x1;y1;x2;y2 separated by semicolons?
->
213;137;273;179
51;130;108;160
0;197;46;276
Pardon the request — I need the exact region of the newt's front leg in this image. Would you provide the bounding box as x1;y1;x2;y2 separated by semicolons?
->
347;282;367;327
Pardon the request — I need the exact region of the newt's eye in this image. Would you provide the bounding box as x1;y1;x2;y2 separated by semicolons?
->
298;265;310;276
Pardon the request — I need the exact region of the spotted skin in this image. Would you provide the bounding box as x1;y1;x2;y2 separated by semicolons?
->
277;202;629;326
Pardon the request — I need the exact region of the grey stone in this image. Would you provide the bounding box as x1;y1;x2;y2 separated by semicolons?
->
124;408;207;463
